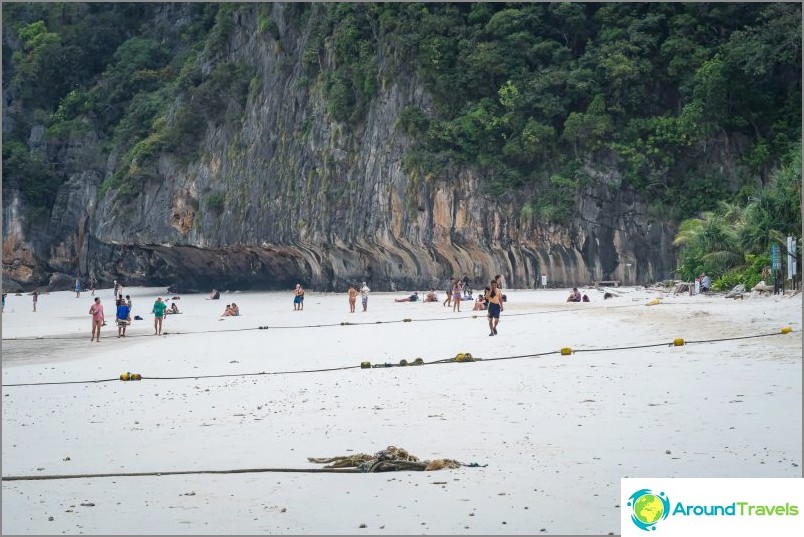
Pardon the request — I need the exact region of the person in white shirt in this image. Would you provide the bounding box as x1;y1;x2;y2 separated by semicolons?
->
360;282;370;312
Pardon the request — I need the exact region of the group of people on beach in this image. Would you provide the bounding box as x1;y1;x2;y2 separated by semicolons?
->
345;282;371;312
87;293;179;341
221;303;239;316
80;273;510;340
385;275;506;336
566;287;591;302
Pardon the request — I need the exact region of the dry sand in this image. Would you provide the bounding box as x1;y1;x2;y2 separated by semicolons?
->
2;286;801;534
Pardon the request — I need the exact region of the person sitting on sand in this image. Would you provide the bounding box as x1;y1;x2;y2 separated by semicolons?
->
230;303;240;316
168;302;179;314
209;289;220;300
700;272;711;292
423;289;438;302
395;291;419;302
222;304;234;316
473;294;486;311
582;294;590;302
567;287;582;302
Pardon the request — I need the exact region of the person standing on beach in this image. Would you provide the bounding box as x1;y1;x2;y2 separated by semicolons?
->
293;284;305;311
152;296;167;335
113;280;119;301
347;285;358;313
360;281;370;312
485;280;504;336
443;277;455;307
75;277;81;298
116;297;131;338
89;297;104;342
32;289;38;312
452;279;463;312
89;275;96;296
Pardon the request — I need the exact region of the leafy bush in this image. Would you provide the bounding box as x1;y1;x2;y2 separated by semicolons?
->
206;192;225;213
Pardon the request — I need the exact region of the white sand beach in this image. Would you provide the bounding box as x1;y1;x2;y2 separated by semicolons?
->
2;286;801;535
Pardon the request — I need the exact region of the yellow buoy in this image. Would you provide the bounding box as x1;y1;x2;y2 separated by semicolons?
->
403;318;412;322
131;373;142;381
399;359;408;367
455;352;474;362
413;358;424;366
781;326;793;334
360;361;372;369
673;338;685;346
119;372;131;381
560;347;573;356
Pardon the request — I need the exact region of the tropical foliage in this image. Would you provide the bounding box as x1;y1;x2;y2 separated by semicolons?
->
673;146;801;288
2;2;801;234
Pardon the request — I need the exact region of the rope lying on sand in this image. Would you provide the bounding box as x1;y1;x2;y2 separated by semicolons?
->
1;330;794;388
2;447;486;482
308;446;483;472
2;467;359;481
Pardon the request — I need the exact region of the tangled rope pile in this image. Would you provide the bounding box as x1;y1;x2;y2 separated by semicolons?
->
308;445;481;472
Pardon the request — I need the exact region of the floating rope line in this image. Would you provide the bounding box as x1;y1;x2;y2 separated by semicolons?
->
2;329;794;388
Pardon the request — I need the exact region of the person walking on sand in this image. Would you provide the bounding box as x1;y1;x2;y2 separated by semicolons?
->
116;297;131;338
89;297;104;342
360;281;370;312
152;296;167;335
347;285;358;313
89;275;96;296
485;280;504;336
293;284;305;311
32;289;39;312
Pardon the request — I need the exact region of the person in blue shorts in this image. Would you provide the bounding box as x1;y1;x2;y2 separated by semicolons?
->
484;280;504;336
116;298;131;337
293;284;305;311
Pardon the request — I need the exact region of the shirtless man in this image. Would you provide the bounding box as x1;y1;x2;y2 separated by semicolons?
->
89;297;105;342
485;280;504;336
293;284;305;311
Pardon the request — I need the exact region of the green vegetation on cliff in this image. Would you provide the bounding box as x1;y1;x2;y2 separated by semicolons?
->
3;2;800;235
673;145;801;289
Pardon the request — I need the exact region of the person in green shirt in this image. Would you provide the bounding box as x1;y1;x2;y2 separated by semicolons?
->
152;297;167;335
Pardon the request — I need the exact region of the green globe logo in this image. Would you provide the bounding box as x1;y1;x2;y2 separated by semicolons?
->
634;494;664;524
628;489;670;531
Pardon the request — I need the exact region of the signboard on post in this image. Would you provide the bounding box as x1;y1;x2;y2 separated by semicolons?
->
787;236;796;280
771;243;781;270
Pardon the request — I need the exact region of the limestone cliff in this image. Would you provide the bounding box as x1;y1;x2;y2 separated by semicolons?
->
3;4;677;292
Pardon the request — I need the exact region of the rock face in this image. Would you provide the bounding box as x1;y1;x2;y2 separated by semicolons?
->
4;4;677;292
